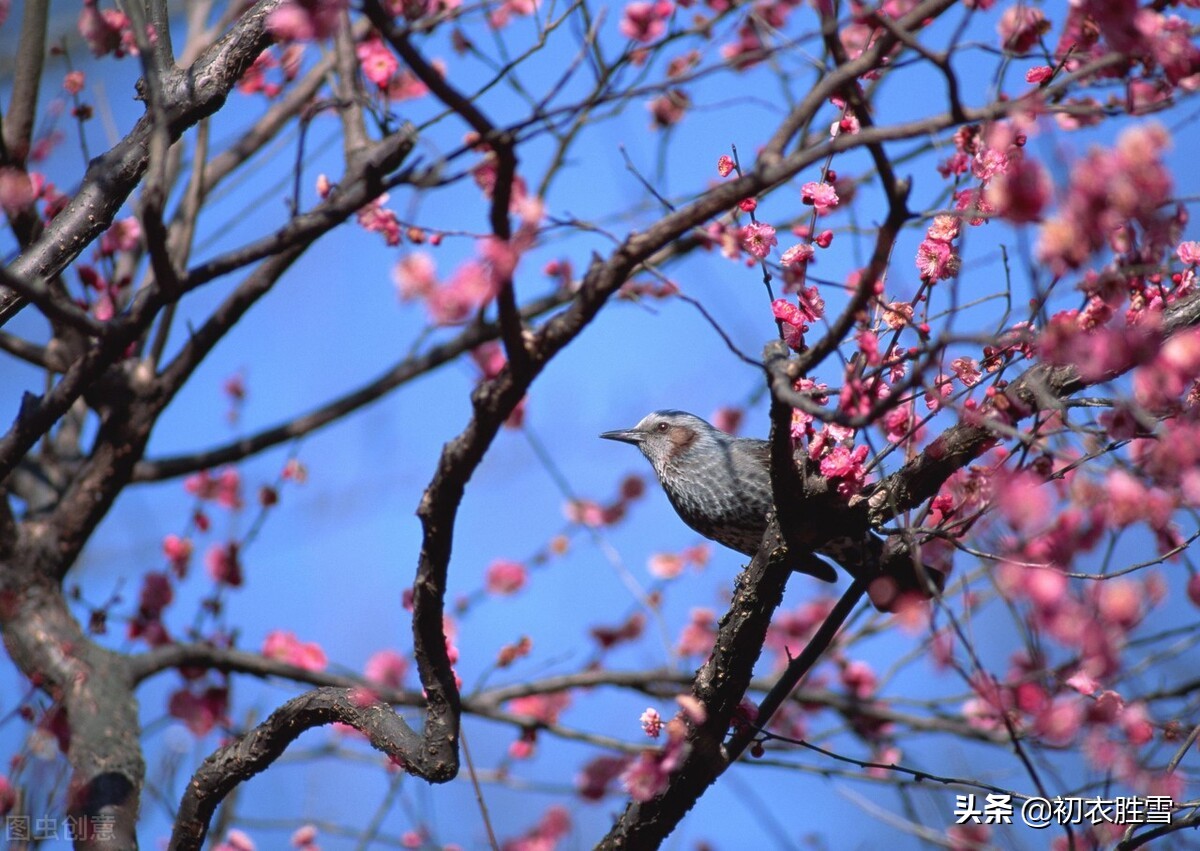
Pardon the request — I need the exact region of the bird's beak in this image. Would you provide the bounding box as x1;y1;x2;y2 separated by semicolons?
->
600;428;643;445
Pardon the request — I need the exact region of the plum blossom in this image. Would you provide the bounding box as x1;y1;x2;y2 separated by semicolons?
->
485;559;528;595
640;707;662;737
676;608;716;656
738;222;777;258
800;181;839;215
577;755;630;800
997;5;1049;54
169;685;229;737
267;0;346;41
620;1;673;42
263;630;328;671
985;154;1052;223
1037;123;1174;275
79;1;134;57
916;237;960;282
365;650;408;688
781;243;814;266
1178;241;1200;266
205;542;243;587
356;36;398;88
818;444;869;496
357;194;402;246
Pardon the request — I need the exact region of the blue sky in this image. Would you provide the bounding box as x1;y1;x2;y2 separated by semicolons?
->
3;2;1200;848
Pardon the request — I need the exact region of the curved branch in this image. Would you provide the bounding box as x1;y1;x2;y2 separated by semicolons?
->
169;688;436;850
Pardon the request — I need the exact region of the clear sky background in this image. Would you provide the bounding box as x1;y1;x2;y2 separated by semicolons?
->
2;2;1200;849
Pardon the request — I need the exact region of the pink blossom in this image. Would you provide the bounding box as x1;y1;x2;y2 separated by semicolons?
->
1033;695;1084;746
771;298;807;350
676;607;716;656
0;168;33;215
139;572;173;619
485;559;527;595
620;750;671;801
356;36;398;88
79;1;132;57
488;0;538;27
998;5;1048;54
716;155;735;177
509;692;571;724
263;630;328;671
818;444;869;496
619;0;673;42
1178;241;1200;266
162;534;193;576
1065;669;1099;696
882;301;913;329
1120;702;1154;746
996;470;1050;533
648;552;684;579
675;694;707;725
951;357;982;387
169;685;228;736
577;755;630;800
1026;65;1054;84
648;90;689;128
64;71;86;95
985;155;1052;223
205;542;243;587
781;243;814;266
100;217;142;255
927;214;960;242
185;467;243;509
267;0;346;41
1037;123;1173;275
797;285;825;322
839;660;877;699
800;181;839;215
393;252;438;301
357;194;402;246
640;707;662;737
291;825;319;849
915;238;959;281
216;830;256;851
365;649;408;688
738;222;777;259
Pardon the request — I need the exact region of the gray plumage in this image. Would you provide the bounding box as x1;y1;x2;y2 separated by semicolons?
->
601;409;884;583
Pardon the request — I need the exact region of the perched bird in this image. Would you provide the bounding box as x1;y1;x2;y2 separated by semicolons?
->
601;410;940;607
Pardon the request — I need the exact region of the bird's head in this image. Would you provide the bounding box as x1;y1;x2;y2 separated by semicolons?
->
600;410;726;476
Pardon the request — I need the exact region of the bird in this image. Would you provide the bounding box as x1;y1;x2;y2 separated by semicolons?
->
600;410;941;608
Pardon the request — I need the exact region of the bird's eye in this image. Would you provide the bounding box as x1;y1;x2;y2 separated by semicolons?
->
656;422;669;433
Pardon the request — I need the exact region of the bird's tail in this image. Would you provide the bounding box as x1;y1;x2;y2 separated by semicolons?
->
823;534;947;612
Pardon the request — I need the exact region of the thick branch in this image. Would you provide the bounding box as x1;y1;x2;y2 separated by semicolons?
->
0;0;284;326
169;688;437;850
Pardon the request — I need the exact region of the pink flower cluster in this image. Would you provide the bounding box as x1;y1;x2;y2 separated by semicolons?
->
620;1;673;42
564;474;645;528
185;467;244;510
262;630;328;671
78;1;136;58
647;543;710;579
800;181;839;215
1037;124;1175;275
266;0;346;42
501;806;570;851
485;559;528;595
